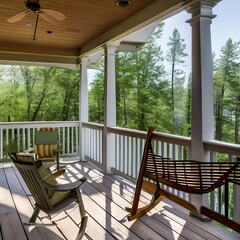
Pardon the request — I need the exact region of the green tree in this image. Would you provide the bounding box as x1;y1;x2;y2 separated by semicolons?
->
222;40;240;143
116;52;135;127
89;23;171;131
0;66;21;122
29;67;56;121
88;71;104;123
182;74;192;137
166;28;188;134
0;66;80;122
129;23;169;131
214;38;240;142
55;68;80;121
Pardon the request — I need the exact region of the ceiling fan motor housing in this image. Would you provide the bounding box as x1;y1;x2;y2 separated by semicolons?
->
26;0;41;11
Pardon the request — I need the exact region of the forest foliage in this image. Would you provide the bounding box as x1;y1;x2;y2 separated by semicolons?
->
0;23;240;144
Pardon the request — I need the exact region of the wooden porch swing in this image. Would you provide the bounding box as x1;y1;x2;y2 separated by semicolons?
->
126;127;240;233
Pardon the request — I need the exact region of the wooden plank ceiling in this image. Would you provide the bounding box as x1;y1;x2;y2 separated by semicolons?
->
0;0;156;57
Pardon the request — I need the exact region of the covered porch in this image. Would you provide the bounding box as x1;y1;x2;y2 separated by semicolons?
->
1;0;240;238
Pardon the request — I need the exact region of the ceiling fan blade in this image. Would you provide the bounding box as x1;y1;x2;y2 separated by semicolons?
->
41;9;65;22
39;11;60;25
7;9;30;23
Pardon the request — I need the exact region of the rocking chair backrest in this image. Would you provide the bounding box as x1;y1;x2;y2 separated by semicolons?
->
11;153;54;210
35;128;58;159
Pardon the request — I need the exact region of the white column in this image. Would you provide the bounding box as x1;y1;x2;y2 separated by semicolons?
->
79;57;89;161
186;0;221;215
103;44;117;173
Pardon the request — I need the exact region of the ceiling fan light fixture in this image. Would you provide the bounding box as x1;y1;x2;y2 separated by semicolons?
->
116;0;131;7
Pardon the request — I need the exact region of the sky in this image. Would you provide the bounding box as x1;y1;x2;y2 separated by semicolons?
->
212;0;240;54
159;0;240;75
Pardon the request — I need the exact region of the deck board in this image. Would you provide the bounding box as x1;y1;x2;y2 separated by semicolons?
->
88;168;208;240
0;161;239;240
0;211;27;240
70;163;178;240
0;164;27;240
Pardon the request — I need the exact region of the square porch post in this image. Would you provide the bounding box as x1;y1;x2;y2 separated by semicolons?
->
79;57;89;161
103;44;118;174
186;0;221;216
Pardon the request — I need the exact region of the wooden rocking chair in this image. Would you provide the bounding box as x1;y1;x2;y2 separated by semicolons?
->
11;153;88;240
126;127;240;233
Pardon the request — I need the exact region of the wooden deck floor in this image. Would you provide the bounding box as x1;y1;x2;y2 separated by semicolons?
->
0;161;239;240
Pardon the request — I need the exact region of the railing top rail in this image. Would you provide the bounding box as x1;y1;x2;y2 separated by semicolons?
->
82;123;191;147
152;131;191;146
108;126;191;146
204;140;240;156
108;126;146;138
82;122;104;130
0;121;80;129
82;123;240;153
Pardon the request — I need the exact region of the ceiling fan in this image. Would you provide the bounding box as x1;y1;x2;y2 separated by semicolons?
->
7;0;65;40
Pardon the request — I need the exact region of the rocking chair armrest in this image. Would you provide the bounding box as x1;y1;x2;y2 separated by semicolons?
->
53;146;63;153
41;177;87;191
24;147;35;153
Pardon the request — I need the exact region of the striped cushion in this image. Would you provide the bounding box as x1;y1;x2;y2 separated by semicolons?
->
35;144;58;158
35;127;58;161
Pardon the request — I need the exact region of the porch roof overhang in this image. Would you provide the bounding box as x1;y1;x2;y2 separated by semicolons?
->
0;0;191;69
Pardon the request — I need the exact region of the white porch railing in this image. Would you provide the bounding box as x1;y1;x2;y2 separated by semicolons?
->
1;121;239;226
82;122;240;227
0;121;80;159
82;122;103;166
204;140;240;223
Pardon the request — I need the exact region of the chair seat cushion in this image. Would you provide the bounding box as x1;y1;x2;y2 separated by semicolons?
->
38;157;55;162
37;165;70;205
50;190;71;206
